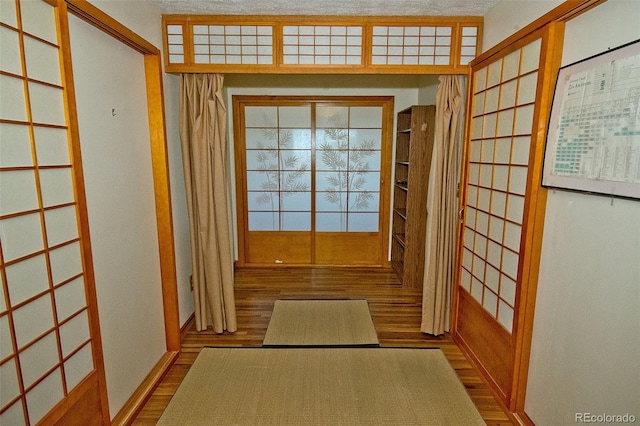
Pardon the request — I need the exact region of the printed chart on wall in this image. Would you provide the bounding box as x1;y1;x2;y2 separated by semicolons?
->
542;39;640;199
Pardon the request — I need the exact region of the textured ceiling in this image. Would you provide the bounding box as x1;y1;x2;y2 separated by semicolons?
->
150;0;500;16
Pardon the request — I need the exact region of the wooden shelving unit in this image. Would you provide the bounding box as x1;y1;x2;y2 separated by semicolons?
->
390;105;436;289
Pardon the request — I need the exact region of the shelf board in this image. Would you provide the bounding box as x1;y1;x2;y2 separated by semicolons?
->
392;233;406;247
393;208;407;219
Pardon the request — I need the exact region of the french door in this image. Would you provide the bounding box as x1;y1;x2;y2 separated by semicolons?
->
234;96;394;266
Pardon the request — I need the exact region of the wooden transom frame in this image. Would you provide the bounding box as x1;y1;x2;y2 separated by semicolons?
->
162;14;483;74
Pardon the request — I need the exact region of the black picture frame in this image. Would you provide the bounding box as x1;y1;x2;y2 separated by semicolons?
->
542;39;640;200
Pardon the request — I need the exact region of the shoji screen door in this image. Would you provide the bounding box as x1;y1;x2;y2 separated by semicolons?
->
454;25;563;408
0;0;107;424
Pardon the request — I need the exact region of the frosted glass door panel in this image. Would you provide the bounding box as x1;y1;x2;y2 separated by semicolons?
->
316;105;382;232
245;106;312;231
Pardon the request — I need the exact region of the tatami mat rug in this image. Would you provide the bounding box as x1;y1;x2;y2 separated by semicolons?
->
262;299;379;347
157;347;485;425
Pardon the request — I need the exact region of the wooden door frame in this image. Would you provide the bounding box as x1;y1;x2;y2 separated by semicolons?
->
233;95;394;267
42;0;181;423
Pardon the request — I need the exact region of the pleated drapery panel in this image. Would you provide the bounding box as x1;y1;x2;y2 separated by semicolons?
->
421;75;465;336
180;74;237;332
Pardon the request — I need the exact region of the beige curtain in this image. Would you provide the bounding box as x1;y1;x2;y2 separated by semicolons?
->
421;75;465;336
180;74;237;333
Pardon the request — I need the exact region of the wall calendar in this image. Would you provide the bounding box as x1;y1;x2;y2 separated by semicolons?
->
542;39;640;200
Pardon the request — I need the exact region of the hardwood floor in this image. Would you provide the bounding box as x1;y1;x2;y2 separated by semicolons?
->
132;267;512;425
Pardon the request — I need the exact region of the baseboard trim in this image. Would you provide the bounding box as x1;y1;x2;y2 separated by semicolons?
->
453;332;518;423
111;350;179;425
513;411;536;426
181;313;195;342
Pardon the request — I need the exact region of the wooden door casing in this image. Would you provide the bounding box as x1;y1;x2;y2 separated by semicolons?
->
234;96;394;267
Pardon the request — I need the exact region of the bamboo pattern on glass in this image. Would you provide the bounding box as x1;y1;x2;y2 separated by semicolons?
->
320;115;376;231
254;116;309;230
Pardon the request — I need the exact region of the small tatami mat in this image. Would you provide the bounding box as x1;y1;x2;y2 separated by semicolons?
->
262;299;379;347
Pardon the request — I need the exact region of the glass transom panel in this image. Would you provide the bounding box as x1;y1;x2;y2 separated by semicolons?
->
166;24;184;64
193;24;273;65
315;105;382;232
282;25;362;65
372;25;452;66
459;26;478;65
164;18;482;71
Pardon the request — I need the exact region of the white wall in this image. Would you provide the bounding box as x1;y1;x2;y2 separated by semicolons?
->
482;0;562;51
163;74;194;326
417;74;439;104
485;1;640;424
68;0;190;417
224;74;422;259
69;15;165;417
526;1;640;423
87;1;193;327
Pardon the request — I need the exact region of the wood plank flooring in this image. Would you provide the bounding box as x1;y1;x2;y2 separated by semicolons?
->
132;267;512;425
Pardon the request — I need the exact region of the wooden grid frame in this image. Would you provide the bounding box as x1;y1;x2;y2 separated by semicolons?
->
1;0;181;424
162;15;483;74
282;25;363;65
454;26;562;407
192;23;273;65
0;1;106;423
459;25;479;65
459;37;543;334
371;25;452;65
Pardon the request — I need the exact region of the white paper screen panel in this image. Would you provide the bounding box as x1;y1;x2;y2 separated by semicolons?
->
460;38;542;334
0;1;95;424
193;24;273;65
